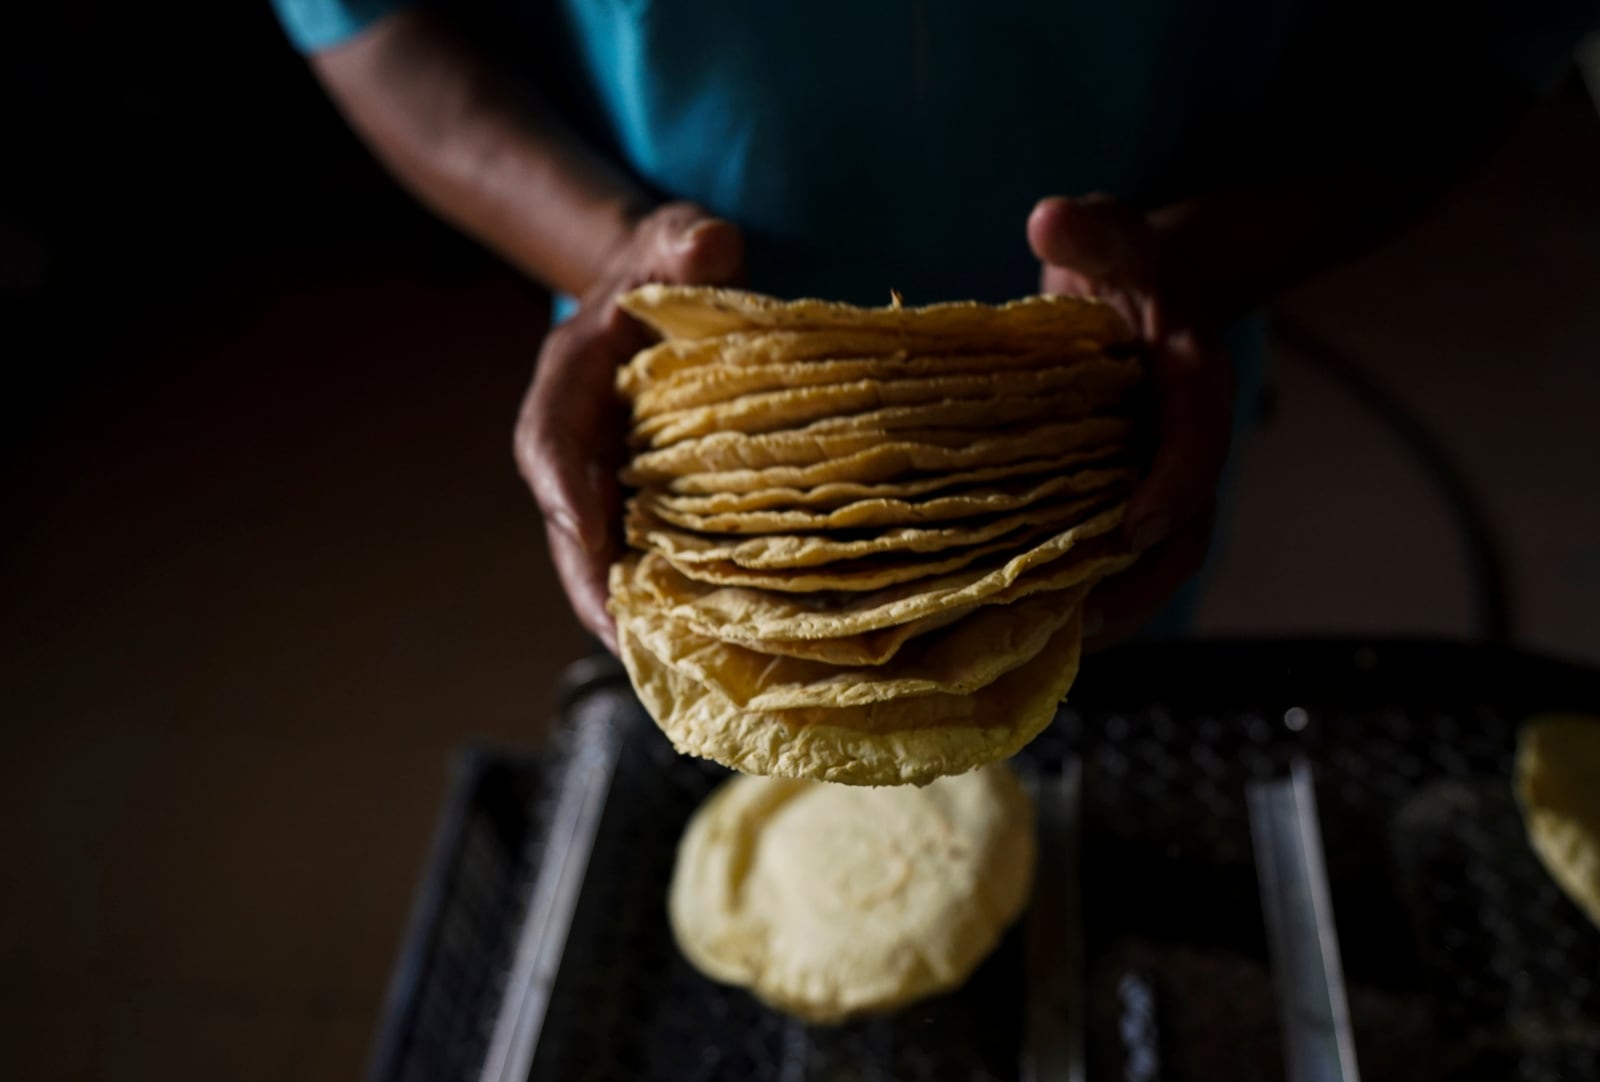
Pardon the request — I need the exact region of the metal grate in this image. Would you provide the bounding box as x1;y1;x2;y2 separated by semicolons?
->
367;750;553;1082
370;639;1600;1082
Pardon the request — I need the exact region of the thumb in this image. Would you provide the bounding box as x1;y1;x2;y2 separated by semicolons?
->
516;325;627;554
1027;195;1150;286
654;215;746;286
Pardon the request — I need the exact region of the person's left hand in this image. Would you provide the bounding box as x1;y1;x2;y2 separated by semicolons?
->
1027;195;1234;648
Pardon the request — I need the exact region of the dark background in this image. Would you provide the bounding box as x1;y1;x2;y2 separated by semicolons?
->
4;9;581;1080
3;5;508;445
2;7;1598;1081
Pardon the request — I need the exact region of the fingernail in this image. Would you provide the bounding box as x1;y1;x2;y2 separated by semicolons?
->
1130;515;1170;554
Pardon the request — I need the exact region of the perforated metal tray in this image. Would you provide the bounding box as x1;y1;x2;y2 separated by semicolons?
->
369;640;1600;1082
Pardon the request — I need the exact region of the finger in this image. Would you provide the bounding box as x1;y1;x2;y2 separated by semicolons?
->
1083;512;1213;651
663;217;745;285
545;518;619;654
1027;195;1150;286
1039;260;1091;299
602;213;747;341
516;415;609;554
1124;330;1233;552
516;329;626;554
1029;196;1149;335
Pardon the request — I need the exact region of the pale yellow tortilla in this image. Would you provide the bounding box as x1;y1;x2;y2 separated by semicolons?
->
653;522;1066;594
619;284;1133;347
619;584;1088;710
618;327;1124;397
619;505;1130;644
642;448;1129;512
668;767;1036;1023
612;559;977;664
622;417;1136;486
627;493;1112;570
638;467;1135;535
628;346;1114;414
1516;714;1600;928
629;359;1141;447
619;605;1084;786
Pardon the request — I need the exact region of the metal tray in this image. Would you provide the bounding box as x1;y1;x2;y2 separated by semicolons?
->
369;640;1600;1082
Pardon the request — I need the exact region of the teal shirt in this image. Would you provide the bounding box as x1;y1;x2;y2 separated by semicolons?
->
272;0;1592;633
282;0;1294;304
273;0;1590;306
546;2;1295;306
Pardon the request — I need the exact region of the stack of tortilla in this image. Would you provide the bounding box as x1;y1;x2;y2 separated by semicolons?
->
609;286;1144;786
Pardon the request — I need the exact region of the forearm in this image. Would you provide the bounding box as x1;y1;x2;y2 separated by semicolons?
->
310;10;648;296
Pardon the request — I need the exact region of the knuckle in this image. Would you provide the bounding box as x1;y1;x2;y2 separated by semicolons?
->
515;425;567;493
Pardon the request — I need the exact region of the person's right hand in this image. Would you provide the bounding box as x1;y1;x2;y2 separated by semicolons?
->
1027;195;1234;649
514;202;745;653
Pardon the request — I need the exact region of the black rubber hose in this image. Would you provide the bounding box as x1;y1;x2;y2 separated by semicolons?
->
1269;317;1514;644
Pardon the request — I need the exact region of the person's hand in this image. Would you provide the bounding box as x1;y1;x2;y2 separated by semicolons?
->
1027;195;1234;648
514;202;744;652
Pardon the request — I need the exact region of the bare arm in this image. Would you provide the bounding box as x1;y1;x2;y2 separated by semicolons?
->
309;9;647;297
304;10;747;649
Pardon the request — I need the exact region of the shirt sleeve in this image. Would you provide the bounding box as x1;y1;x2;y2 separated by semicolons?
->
270;0;416;53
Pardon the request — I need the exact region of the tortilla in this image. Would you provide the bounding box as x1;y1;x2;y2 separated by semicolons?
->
639;466;1135;535
629;359;1141;446
623;417;1136;485
618;284;1133;347
644;449;1129;512
619;605;1084;785
620;584;1088;710
612;560;977;664
628;346;1113;414
616;507;1133;646
629;493;1113;570
619;328;1125;395
660;524;1071;594
1516;714;1600;928
668;767;1035;1023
